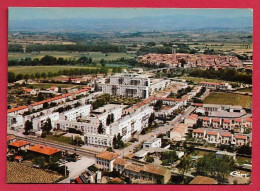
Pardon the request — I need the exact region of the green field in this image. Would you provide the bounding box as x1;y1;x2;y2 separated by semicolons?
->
8;51;135;61
26;83;81;89
235;88;252;93
203;92;252;109
8;65;98;75
180;76;225;84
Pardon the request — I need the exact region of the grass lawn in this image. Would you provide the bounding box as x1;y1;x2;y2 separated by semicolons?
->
44;134;72;145
203;92;252;109
180;76;225;84
7;161;62;183
235;88;252;93
8;51;134;61
8;65;98;75
26;83;81;89
236;156;251;165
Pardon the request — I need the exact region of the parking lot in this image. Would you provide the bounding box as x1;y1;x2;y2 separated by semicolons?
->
59;156;95;183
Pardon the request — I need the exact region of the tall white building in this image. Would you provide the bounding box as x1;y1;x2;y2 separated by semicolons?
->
32;112;60;131
59;104;91;121
109;106;154;141
99;73;170;99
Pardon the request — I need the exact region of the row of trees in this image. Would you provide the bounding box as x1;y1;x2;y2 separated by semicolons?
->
113;134;125;149
91;94;111;110
24;44;126;53
189;68;252;84
8;55;94;66
8;66;122;83
196;153;235;182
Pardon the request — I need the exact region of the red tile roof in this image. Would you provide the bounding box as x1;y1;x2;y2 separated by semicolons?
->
221;133;232;137
8;105;28;113
194;103;203;107
207;131;218;136
234;118;242;123
193;129;205;134
223;119;231;124
212;118;220;122
235;135;247;140
190;176;217;184
9;140;30;148
96;151;119;161
28;144;61;156
246;118;252;122
14;155;22;160
200;81;219;86
203;117;210;121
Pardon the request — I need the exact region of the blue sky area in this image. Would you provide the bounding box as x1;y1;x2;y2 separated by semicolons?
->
9;8;252;20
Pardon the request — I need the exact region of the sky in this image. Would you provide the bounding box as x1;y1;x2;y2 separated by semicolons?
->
9;8;252;20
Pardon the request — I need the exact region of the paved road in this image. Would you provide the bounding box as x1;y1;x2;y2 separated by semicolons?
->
15;135;99;157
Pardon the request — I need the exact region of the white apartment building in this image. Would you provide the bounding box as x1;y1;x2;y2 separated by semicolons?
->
110;106;154;141
143;137;161;149
59;104;91;121
99;73;170;99
84;133;114;147
32;112;60;131
7;114;24;130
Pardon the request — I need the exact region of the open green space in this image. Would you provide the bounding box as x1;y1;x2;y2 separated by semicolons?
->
44;134;72;145
235;87;252;93
8;65;98;75
8;51;135;61
180;76;225;84
203;92;252;109
26;83;81;89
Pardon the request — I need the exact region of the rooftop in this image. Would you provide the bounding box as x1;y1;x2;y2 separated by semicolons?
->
142;164;170;176
9;140;30;148
96;151;119;161
124;164;143;173
189;176;217;184
113;158;127;166
28;144;61;156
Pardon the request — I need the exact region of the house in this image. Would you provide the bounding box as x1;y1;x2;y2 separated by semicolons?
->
189;176;218;184
222;119;231;130
28;144;61;161
143;137;161;149
192;129;206;139
23;88;37;95
205;131;220;144
8;105;28;115
49;86;59;92
234;118;243;127
113;158;128;174
14;155;23;162
170;123;188;141
141;164;171;184
96;151;119;171
244;118;252;128
202;117;211;127
7;135;16;144
8;140;31;151
212;118;221;128
184;114;198;127
234;135;247;146
124;163;143;180
220;132;233;145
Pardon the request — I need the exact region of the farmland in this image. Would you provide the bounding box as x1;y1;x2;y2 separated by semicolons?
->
203;92;252;109
7;162;62;183
8;65;99;75
8;51;135;61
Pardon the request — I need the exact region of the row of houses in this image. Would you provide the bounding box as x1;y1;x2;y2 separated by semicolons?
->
8;138;61;160
192;129;251;146
202;117;252;130
8;87;91;115
96;151;171;184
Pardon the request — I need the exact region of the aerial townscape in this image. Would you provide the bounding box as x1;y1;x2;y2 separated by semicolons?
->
7;8;252;185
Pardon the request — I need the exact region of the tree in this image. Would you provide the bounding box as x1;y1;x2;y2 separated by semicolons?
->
177;156;192;177
33;156;46;168
24;120;33;135
8;72;16;83
98;122;104;134
41;72;47;79
154;100;163;110
41;118;52;134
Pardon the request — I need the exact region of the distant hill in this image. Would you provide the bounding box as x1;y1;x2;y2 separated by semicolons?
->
9;14;252;32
